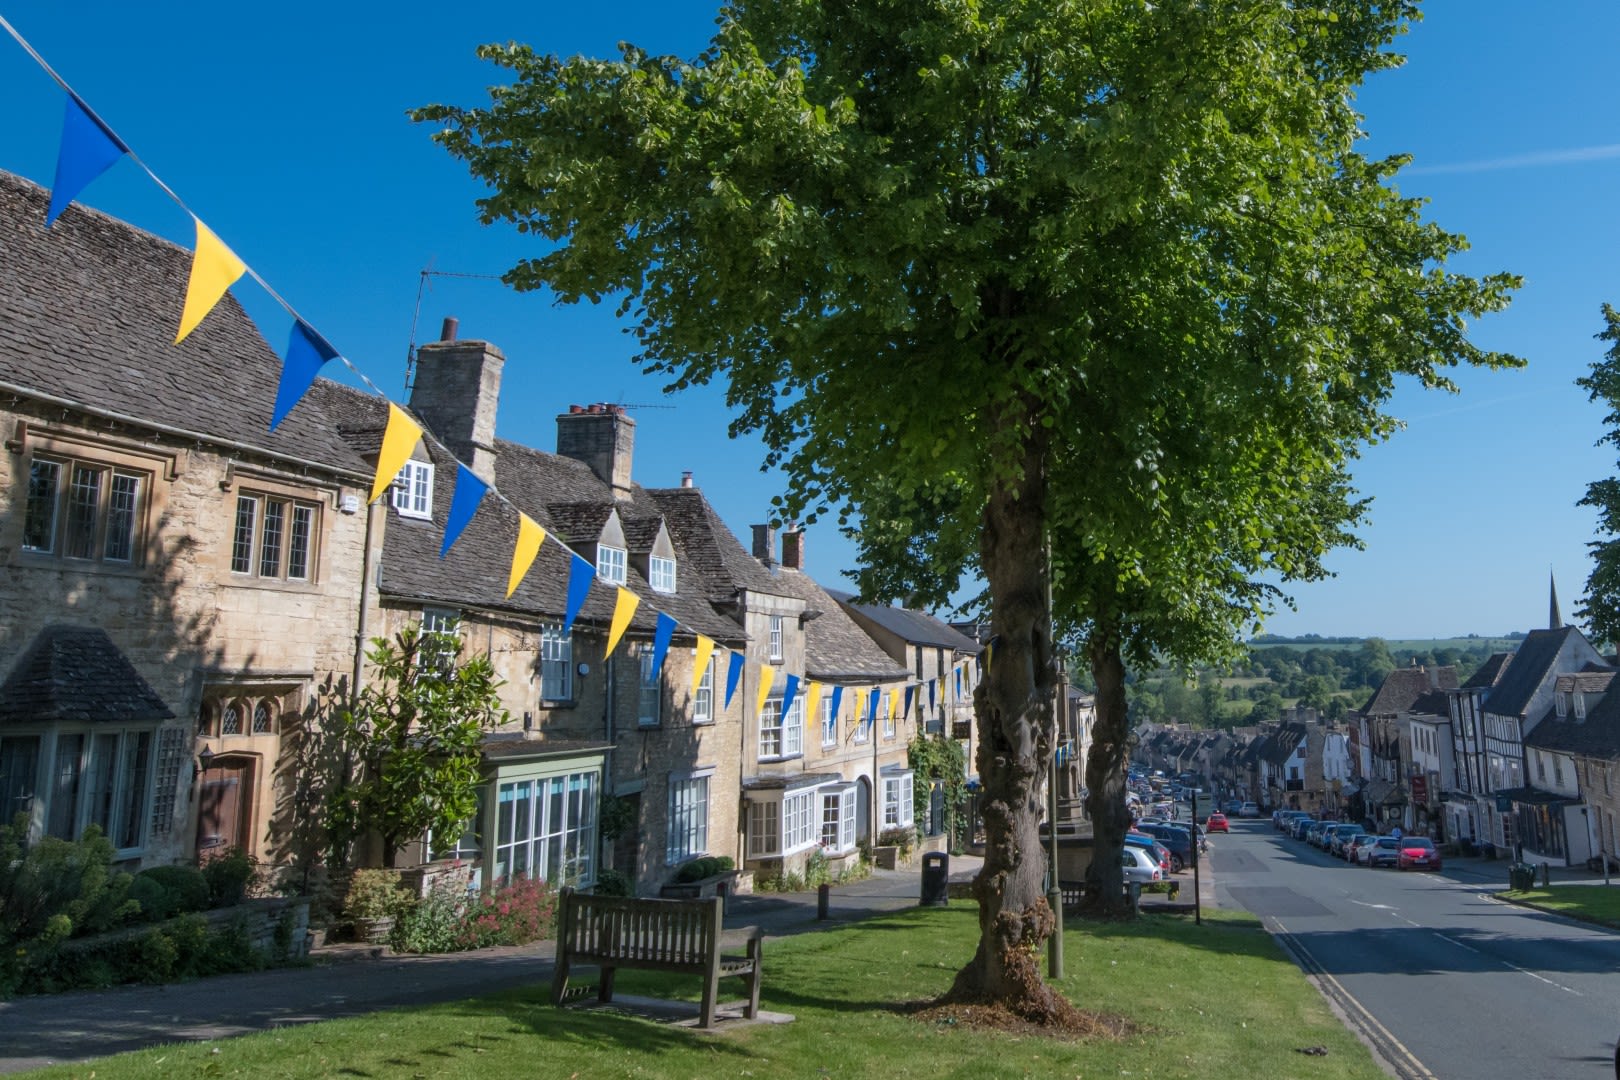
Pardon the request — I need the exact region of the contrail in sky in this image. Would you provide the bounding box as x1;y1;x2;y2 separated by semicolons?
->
1405;143;1620;175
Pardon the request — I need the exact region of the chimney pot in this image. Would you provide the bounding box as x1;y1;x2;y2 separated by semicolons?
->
782;526;805;570
680;471;694;488
570;404;585;414
439;316;459;342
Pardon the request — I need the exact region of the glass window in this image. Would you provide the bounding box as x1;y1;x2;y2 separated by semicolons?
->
759;697;802;760
784;790;816;851
692;655;714;724
29;728;154;851
749;799;780;857
492;771;597;887
391;460;433;519
22;457;145;565
883;771;915;830
821;788;857;853
820;695;838;747
769;615;783;661
667;774;709;862
638;646;661;727
596;545;627;585
650;555;676;594
0;735;41;826
419;608;461;681
540;626;573;701
230;493;320;581
882;693;896;739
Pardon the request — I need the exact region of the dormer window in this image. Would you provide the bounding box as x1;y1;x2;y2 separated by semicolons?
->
1575;694;1587;720
650;554;677;594
1556;692;1568;717
392;461;433;519
597;544;627;584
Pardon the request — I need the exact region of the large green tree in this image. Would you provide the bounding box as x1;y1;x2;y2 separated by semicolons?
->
417;0;1517;1018
1578;304;1620;646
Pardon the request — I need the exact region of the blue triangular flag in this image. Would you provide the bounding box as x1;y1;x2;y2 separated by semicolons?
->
438;464;487;558
956;667;962;698
903;685;915;718
929;679;936;711
271;320;339;429
724;651;746;708
563;554;595;635
828;685;844;726
45;92;129;228
867;688;880;725
651;612;677;679
781;674;800;723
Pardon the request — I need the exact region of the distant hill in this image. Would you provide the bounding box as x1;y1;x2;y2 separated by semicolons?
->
1247;633;1525;653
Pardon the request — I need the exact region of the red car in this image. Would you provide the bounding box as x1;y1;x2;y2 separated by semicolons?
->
1205;812;1230;833
1396;837;1442;871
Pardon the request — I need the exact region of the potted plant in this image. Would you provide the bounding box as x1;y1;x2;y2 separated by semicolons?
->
344;869;410;943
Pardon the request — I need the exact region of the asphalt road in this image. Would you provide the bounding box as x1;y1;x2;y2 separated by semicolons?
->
1213;820;1620;1080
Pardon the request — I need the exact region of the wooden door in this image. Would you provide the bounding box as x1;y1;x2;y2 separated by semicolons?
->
196;759;251;858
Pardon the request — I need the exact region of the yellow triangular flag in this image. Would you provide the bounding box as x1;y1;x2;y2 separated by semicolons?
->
370;403;424;504
605;587;639;658
691;636;716;700
176;218;246;343
755;664;776;719
505;513;545;598
805;681;824;728
888;688;899;724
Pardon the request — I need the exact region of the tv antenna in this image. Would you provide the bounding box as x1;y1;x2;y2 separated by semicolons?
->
404;264;505;395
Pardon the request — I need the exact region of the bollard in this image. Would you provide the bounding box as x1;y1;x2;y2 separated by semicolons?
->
817;882;830;920
1541;862;1551;889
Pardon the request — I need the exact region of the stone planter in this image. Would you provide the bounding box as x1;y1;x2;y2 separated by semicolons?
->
871;845;900;870
354;916;394;945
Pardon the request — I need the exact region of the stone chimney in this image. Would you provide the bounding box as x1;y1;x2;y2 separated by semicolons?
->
752;524;776;564
781;524;804;570
557;404;636;499
408;320;504;484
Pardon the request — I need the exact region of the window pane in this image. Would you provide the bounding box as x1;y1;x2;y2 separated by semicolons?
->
540;627;572;700
252;703;273;734
48;733;83;839
650;555;676;593
288;505;313;579
231;497;256;573
639;648;660;726
23;460;61;552
222;704;242;735
259;500;285;577
64;464;102;559
694;658;714;722
117;731;151;849
0;735;41;826
85;733;119;835
103;473;140;562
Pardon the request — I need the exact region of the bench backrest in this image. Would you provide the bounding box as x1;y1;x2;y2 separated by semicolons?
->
557;887;723;966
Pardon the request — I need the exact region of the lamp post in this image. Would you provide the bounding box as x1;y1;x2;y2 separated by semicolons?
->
1047;650;1066;979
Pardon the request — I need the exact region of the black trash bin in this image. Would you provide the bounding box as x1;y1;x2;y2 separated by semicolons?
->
920;851;950;907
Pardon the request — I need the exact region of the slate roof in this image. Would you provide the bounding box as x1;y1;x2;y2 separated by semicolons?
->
313;388;746;645
0;171;369;478
1409;690;1452;720
0;625;174;725
1483;627;1584;720
1461;653;1513;691
1526;673;1620;758
1259;724;1306;765
826;591;983;653
748;568;909;682
1361;666;1459;717
645;489;784;601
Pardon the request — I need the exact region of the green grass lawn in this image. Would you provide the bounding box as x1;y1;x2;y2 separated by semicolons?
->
1501;884;1620;929
18;908;1387;1080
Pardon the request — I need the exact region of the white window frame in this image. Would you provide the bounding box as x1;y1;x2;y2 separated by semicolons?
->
596;545;627;585
1575;694;1587;719
748;799;780;857
758;695;804;761
650;555;677;594
667;771;711;863
882;770;915;830
419;607;461;681
692;655;715;725
539;625;573;702
769;615;783;661
749;787;821;858
854;693;872;744
820;695;838;748
821;784;857;854
638;644;661;727
881;693;895;739
391;460;434;519
492;771;597;888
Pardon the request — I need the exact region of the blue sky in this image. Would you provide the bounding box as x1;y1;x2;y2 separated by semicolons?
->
0;2;1615;641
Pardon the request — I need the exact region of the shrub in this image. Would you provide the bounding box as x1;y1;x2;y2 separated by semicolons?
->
674;856;735;883
343;869;411;921
390;878;467;954
202;848;259;907
456;876;557;949
130;865;211;922
593;869;632;897
0;815;137;946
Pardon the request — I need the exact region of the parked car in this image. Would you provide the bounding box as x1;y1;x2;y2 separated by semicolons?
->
1225;799;1243;816
1345;834;1376;863
1290;816;1317;840
1328;824;1362;857
1238;801;1261;818
1274;810;1305;832
1205;812;1230;833
1120;845;1163;886
1308;821;1336;848
1362;836;1402;868
1126;832;1173;875
1397;837;1442;871
1139;823;1194;872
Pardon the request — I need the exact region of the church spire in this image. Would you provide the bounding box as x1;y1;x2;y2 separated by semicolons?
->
1550;569;1563;630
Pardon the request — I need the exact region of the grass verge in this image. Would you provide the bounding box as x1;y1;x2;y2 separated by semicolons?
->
1498;884;1620;930
17;907;1388;1080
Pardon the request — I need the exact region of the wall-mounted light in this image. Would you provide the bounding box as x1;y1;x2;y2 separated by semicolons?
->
197;745;215;774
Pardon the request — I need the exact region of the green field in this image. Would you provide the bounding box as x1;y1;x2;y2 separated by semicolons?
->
1247;637;1521;654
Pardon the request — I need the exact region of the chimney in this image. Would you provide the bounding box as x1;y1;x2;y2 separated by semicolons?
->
752;524;776;563
556;403;636;498
781;524;805;570
408;322;504;484
680;471;694;488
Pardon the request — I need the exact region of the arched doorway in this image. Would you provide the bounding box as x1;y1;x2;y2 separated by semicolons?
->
196;755;254;859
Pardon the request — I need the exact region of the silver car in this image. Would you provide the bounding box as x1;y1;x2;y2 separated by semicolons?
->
1121;845;1163;885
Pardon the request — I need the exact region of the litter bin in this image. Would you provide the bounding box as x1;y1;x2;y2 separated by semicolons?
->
920;851;950;907
1509;864;1535;892
1125;881;1142;915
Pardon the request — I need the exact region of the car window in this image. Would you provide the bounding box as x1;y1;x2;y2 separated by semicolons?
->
1376;838;1398;849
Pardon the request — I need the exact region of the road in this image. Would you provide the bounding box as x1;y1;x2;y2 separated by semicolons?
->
1211;820;1620;1080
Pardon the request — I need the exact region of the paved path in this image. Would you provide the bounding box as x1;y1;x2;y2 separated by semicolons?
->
0;848;1215;1074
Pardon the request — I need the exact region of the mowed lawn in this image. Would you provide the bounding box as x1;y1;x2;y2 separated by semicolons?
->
1503;883;1620;930
18;908;1385;1080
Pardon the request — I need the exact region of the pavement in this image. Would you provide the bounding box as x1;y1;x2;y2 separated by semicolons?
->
0;849;1223;1074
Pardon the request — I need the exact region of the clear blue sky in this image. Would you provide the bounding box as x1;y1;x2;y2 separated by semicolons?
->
0;2;1615;641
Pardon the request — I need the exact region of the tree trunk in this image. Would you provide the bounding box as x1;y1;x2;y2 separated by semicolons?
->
1080;625;1135;917
944;419;1066;1021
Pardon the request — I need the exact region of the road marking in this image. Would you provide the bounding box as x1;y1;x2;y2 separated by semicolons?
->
1429;932;1582;996
1269;916;1439;1080
1349;900;1395;910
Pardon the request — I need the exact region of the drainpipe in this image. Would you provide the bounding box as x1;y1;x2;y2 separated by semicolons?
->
351;498;378;700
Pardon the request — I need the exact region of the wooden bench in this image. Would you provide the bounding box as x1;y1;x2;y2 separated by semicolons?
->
550;887;763;1028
